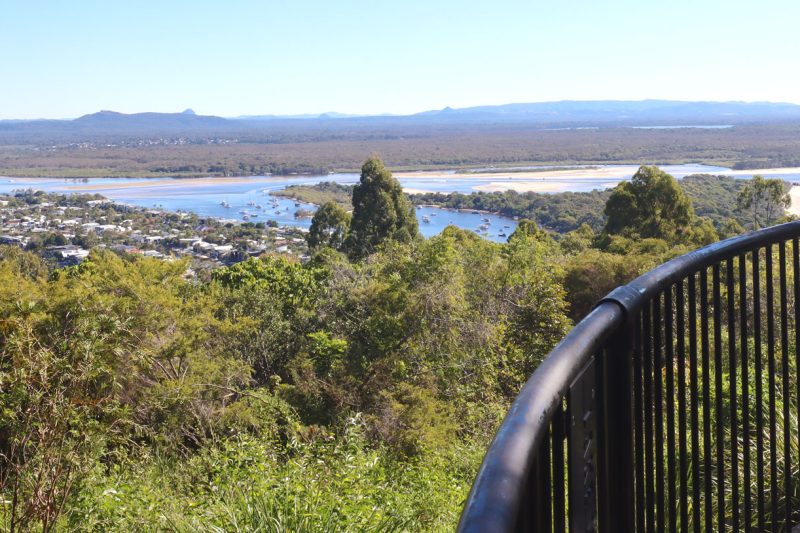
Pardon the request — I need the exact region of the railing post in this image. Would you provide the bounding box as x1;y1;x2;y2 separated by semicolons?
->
597;314;635;533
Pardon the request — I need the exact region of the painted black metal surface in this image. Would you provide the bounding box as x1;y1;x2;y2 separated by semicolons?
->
458;221;800;532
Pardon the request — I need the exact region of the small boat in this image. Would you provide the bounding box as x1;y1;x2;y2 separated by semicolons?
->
295;202;301;207
498;232;507;237
422;216;431;223
248;201;257;207
503;225;510;228
242;215;250;221
220;201;231;208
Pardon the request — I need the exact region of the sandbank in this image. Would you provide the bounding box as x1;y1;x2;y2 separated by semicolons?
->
394;166;641;181
473;181;571;193
724;167;800;177
787;186;800;216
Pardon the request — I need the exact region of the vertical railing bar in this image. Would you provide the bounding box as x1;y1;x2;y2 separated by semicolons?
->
634;310;646;533
753;247;765;532
552;402;566;533
654;293;666;531
727;257;739;532
766;244;778;532
601;324;635;532
740;252;752;529
793;237;800;529
595;347;608;532
688;273;701;533
529;439;541;532
677;280;689;533
665;287;677;533
644;302;655;533
700;268;712;532
566;397;574;533
779;240;791;531
518;441;536;531
543;424;553;533
532;424;553;533
712;263;725;532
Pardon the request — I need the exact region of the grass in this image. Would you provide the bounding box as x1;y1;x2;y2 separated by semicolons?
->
54;423;481;532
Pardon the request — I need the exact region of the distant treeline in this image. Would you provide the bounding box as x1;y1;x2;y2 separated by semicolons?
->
412;189;610;233
272;181;354;208
732;160;800;170
152;162;332;176
410;174;770;233
5;121;800;178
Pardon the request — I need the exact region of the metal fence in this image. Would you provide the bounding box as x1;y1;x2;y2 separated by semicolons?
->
458;222;800;532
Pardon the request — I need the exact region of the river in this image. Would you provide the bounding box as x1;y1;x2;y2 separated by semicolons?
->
2;164;799;243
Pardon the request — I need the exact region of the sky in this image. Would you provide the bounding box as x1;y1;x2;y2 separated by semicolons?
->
1;0;800;119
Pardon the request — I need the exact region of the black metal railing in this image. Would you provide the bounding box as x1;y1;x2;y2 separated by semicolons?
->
459;221;800;532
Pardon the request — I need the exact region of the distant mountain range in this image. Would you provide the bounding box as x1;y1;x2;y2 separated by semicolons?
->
411;100;800;123
3;100;800;143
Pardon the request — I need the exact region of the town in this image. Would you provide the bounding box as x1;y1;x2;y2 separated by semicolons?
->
0;189;310;268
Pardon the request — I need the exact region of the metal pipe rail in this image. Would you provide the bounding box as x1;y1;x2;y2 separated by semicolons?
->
459;221;800;532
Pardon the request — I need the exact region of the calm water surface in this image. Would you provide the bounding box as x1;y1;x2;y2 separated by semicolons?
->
1;164;796;243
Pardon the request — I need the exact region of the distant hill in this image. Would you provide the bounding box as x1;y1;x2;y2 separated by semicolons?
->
3;100;800;144
411;100;800;125
71;110;231;131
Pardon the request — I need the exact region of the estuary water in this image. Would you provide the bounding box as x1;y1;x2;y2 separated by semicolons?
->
2;164;799;243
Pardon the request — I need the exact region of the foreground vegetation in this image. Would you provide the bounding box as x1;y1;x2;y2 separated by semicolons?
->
1;158;794;530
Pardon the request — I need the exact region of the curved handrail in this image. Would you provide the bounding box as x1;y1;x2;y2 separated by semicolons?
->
458;220;800;532
603;221;800;315
458;301;624;531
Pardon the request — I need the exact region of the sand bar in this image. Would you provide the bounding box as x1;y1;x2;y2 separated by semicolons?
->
724;167;800;177
395;166;641;181
473;181;572;193
787;186;800;216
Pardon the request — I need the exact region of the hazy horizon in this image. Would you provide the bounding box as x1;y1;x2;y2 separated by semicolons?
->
3;97;800;122
3;0;800;120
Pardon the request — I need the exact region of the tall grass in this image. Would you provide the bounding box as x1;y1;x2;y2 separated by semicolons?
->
57;419;480;532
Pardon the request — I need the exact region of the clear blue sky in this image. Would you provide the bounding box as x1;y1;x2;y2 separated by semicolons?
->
2;0;799;119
